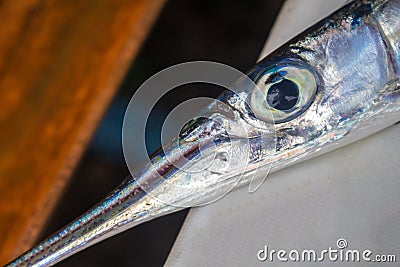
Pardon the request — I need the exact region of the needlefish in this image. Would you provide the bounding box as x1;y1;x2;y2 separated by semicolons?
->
8;0;400;265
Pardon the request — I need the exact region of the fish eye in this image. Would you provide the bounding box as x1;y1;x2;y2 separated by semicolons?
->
250;64;318;123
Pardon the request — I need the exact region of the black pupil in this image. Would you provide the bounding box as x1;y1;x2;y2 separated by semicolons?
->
266;79;299;110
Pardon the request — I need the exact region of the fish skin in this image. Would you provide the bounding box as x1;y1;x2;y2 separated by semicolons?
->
7;0;400;266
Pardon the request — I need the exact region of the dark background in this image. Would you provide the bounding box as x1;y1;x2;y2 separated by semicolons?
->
39;1;284;266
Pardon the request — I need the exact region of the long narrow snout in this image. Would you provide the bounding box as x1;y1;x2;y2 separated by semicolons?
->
7;105;269;266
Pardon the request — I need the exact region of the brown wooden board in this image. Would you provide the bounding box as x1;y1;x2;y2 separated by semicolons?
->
0;0;165;264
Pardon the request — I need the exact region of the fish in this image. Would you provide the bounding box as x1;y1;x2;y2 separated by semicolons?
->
7;0;400;266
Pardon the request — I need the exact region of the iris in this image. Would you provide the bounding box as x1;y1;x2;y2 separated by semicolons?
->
250;62;318;123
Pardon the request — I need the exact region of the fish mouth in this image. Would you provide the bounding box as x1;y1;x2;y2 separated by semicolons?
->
7;123;266;267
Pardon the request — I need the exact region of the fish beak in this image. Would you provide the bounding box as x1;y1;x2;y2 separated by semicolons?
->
8;88;276;266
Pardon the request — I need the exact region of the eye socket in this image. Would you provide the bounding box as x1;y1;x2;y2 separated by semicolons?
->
250;64;318;123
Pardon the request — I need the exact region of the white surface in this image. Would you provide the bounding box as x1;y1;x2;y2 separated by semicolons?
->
260;0;344;58
166;1;400;266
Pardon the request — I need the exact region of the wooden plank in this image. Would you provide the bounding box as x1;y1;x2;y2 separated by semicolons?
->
0;0;165;264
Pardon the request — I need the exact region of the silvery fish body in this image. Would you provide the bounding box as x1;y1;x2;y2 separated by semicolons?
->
7;0;400;266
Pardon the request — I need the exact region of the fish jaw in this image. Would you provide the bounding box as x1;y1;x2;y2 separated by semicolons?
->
6;99;276;266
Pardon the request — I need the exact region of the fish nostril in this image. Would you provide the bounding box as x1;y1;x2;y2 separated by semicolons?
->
215;151;228;162
178;117;211;141
266;79;299;111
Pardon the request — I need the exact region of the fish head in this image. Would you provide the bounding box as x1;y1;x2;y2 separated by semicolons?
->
124;2;399;207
